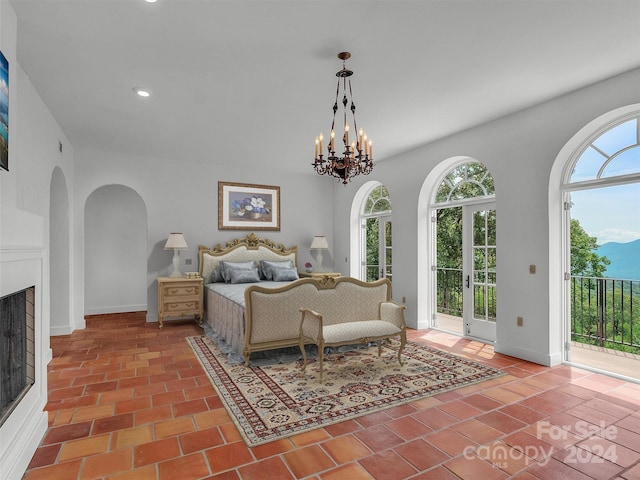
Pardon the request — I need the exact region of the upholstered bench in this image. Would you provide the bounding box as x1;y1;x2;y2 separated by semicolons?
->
298;284;407;382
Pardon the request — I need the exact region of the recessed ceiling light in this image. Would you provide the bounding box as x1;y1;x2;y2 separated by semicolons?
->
145;0;157;3
133;87;151;97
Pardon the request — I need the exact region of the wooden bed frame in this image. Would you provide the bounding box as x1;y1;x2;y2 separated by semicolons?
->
197;233;299;361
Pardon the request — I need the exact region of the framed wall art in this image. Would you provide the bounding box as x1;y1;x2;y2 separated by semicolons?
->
0;50;8;172
218;181;280;231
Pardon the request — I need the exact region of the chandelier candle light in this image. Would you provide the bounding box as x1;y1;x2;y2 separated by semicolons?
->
313;52;373;184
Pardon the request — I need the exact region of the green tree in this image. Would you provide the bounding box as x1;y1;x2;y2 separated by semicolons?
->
570;218;610;277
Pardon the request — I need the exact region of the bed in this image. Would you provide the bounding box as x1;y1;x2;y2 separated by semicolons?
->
197;233;300;363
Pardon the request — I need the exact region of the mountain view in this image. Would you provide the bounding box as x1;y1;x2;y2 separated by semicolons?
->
596;239;640;280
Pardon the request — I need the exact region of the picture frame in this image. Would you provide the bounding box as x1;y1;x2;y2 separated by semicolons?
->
218;181;280;231
0;50;8;172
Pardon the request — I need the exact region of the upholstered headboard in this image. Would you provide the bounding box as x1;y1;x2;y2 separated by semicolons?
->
198;233;298;283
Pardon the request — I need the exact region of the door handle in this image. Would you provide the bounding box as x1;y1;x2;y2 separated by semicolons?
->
465;275;470;288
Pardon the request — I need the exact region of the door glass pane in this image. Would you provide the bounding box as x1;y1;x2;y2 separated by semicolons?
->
472;208;497;323
384;220;392;281
474;284;486;319
436;207;463;318
474;211;486;245
473;248;485;282
487;209;496;246
365;217;379;281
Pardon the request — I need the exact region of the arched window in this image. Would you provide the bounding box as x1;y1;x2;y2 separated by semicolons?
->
569;116;640;185
361;184;392;282
363;184;392;214
435;162;495;204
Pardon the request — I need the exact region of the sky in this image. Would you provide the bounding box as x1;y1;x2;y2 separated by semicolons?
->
570;183;640;245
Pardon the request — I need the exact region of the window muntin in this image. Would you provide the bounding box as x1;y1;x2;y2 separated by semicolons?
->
363;185;392;215
570;117;639;184
435;162;494;204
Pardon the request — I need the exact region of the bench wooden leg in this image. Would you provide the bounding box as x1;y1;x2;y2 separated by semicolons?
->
299;337;308;372
318;341;324;383
397;332;406;366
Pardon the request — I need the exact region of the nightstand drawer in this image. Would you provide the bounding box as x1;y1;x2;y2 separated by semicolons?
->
165;299;200;313
163;284;201;297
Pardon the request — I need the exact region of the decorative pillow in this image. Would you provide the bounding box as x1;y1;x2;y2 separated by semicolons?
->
201;253;224;283
271;267;299;282
260;260;294;280
220;261;259;282
229;268;261;284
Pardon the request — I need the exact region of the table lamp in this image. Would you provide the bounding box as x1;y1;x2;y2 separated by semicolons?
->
164;233;188;277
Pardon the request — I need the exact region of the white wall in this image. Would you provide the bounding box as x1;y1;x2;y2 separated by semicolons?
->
331;68;640;366
73;148;334;321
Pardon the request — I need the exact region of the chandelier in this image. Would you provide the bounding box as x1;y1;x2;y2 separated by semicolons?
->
313;52;373;184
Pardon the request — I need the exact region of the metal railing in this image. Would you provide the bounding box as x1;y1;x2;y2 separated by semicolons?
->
571;276;640;352
436;270;640;353
437;268;463;317
436;268;497;321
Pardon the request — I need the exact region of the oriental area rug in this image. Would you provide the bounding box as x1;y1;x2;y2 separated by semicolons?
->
187;335;505;447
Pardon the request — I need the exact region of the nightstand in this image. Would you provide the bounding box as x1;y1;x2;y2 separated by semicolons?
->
157;276;204;329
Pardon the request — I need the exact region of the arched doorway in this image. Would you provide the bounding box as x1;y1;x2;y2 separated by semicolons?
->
427;160;496;343
360;183;393;282
84;185;147;315
558;107;640;379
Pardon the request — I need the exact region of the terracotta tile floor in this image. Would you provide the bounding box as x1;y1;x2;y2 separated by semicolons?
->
22;312;640;480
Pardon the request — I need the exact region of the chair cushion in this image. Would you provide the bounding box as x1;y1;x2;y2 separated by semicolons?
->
321;320;401;344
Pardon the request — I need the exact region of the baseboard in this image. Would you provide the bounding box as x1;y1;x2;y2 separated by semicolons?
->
50;325;73;336
494;341;562;367
85;304;146;315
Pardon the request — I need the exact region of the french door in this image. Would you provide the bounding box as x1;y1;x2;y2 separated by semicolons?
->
463;202;497;341
364;215;392;281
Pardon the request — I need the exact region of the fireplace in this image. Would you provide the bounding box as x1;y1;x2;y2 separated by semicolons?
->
0;246;49;480
1;286;35;426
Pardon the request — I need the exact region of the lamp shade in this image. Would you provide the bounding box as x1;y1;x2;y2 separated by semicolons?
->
164;233;188;250
310;235;329;250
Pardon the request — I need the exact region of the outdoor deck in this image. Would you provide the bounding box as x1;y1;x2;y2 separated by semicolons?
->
434;313;640;382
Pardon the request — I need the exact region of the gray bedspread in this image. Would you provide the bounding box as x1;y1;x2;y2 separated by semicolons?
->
203;281;292;363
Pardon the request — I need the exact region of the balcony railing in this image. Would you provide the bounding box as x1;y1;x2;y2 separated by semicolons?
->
436;267;496;321
437;268;463;317
436;270;640;354
571;276;640;353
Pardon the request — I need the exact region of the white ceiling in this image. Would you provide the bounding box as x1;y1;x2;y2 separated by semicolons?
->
9;0;640;175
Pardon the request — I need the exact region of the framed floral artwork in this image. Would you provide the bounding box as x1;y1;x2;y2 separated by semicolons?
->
218;181;280;231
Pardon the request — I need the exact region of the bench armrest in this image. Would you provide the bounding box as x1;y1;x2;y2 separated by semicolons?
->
299;307;324;341
379;301;407;330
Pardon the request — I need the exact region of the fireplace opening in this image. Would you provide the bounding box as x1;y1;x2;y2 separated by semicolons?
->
0;286;35;426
